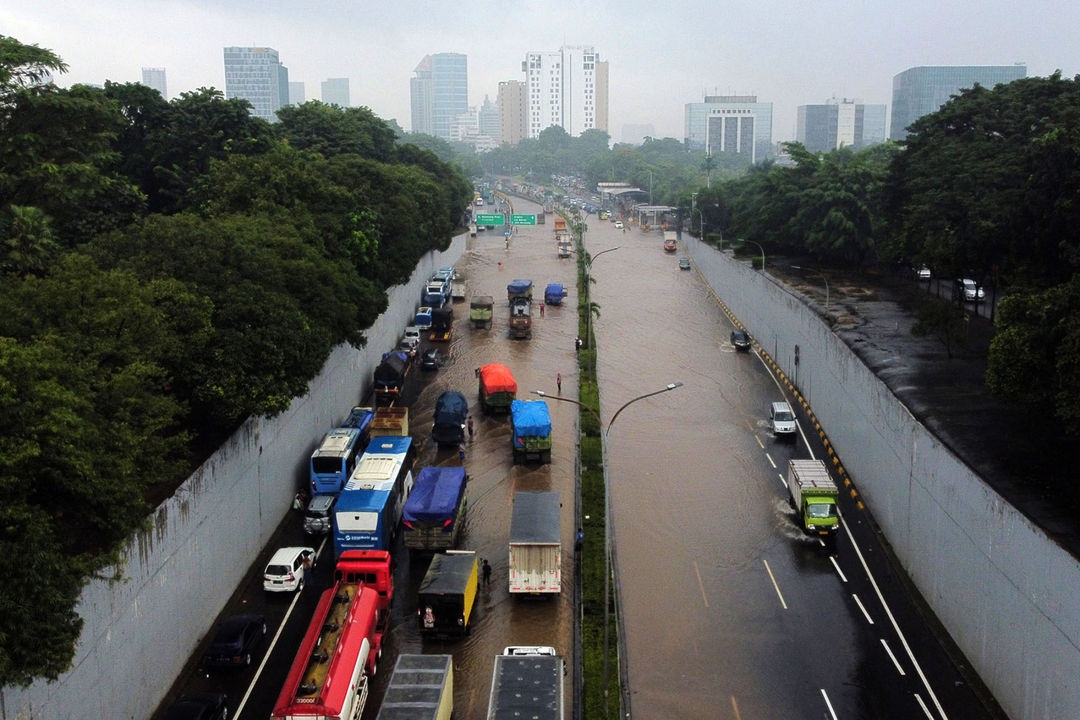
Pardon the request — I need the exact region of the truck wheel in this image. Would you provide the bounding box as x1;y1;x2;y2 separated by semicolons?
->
541;450;551;464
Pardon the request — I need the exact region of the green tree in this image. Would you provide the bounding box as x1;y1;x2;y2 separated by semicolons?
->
2;204;59;276
276;101;396;161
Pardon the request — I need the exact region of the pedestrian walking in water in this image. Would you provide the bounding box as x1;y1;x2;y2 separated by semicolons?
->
557;372;562;393
467;415;474;442
482;559;492;586
459;442;466;463
302;553;313;588
539;302;545;317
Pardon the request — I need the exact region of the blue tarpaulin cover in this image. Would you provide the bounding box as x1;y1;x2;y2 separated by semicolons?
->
507;279;533;295
510;399;552;437
433;391;468;427
403;467;467;523
544;283;564;305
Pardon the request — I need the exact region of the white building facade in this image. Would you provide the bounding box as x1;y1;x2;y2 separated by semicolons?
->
523;46;605;138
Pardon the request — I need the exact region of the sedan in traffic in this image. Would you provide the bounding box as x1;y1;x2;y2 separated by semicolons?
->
203;614;267;668
731;330;752;351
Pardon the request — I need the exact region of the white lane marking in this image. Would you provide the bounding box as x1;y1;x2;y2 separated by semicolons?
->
821;688;839;720
829;555;848;582
730;695;743;720
841;508;949;720
765;452;777;469
914;693;935;719
881;638;906;676
852;593;874;624
693;559;710;608
777;473;786;489
755;434;764;449
762;559;788;610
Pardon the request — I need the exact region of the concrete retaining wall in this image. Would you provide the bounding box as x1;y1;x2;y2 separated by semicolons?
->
689;237;1080;720
0;235;465;720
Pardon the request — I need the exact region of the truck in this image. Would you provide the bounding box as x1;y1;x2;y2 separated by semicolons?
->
544;283;565;306
271;550;393;720
486;647;565;720
470;295;494;329
509;491;561;594
510;400;552;465
451;279;467;303
663;230;678;252
477;363;517;415
371;406;408;436
557;240;572;258
786;459;840;536
423;280;450;308
415;306;433;329
506;278;533;305
508;298;532;339
374;352;409;405
536;210;546;225
429;306;454;342
417;550;479;638
402;467;468;552
431;391;468;447
375;654;454;720
553;217;567;235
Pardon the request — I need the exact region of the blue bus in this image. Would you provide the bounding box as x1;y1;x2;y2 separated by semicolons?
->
308;409;374;496
333;436;416;558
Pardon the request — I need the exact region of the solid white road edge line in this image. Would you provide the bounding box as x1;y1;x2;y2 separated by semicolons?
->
762;559;788;610
821;688;839;720
881;638;906;676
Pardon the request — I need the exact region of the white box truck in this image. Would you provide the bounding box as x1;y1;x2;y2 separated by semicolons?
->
508;492;561;594
376;654;453;720
786;459;840;536
486;646;564;720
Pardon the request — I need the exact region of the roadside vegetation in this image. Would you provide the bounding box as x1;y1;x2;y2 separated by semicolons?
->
0;35;471;686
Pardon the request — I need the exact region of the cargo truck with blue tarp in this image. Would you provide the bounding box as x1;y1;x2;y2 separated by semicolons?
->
510;399;552;464
402;467;468;552
506;279;533;305
431;391;468;447
544;283;565;306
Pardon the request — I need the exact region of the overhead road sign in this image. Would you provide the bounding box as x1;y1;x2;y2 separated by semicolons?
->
510;214;536;226
476;213;505;225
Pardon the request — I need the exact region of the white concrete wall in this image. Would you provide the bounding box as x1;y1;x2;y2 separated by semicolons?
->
689;237;1080;720
0;235;465;720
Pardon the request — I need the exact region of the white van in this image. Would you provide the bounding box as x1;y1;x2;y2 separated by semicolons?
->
263;546;314;592
770;401;797;437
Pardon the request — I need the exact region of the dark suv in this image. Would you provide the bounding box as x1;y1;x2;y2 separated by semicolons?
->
731;330;752;351
203;614;267;668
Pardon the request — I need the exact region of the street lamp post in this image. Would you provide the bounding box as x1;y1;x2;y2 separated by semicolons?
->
742;239;765;271
791;265;829;310
584;245;620;350
533;381;683;720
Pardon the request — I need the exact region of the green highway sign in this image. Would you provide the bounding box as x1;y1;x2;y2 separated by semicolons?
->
476;213;505;225
510;214;537;226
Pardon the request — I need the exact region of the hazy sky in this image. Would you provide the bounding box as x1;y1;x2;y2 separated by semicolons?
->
3;1;1075;143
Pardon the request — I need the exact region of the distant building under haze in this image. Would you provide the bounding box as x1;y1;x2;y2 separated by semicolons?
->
497;80;527;146
522;46;607;138
321;78;350;107
889;64;1026;140
223;46;289;122
410;53;467;140
141;67;167;98
289;81;305;105
684;95;773;164
796;98;886;152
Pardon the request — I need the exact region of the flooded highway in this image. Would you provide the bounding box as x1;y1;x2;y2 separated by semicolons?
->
584;220;996;719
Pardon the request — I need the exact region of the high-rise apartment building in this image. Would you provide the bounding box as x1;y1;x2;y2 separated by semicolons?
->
890;64;1026;140
289;81;305;105
796;98;886;153
522;46;606;138
410;53;467;140
684;95;773;164
141;67;167;98
497;80;527;146
223;47;289;122
321;78;350;107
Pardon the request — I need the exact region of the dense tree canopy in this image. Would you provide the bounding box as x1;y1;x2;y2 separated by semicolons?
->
0;35;471;686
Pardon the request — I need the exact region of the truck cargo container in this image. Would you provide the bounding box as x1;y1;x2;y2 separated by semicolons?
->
510;400;552;465
429;306;454;342
417;550;479;638
506;279;533;305
508;298;532;340
786;459;840;536
371;406;409;436
402;467;468;552
477;363;517;415
431;391;468;447
544;283;566;306
374;353;409;406
508;492;561;594
470;295;494;329
375;654;453;720
486;646;564;720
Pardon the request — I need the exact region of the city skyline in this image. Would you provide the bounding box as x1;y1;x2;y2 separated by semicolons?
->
2;1;1074;143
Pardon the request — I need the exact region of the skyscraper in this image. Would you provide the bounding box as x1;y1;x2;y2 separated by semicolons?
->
141;67;167;98
497;80;527;146
410;53;467;140
684;95;773;164
522;46;606;138
796;98;887;153
889;64;1026;140
223;46;289;122
289;81;305;105
321;78;350;107
478;95;499;139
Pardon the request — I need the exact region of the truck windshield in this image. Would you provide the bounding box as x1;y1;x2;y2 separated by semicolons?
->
807;503;837;519
775;411;794;422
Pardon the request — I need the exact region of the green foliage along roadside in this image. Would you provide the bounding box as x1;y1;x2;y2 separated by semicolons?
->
0;35;472;686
